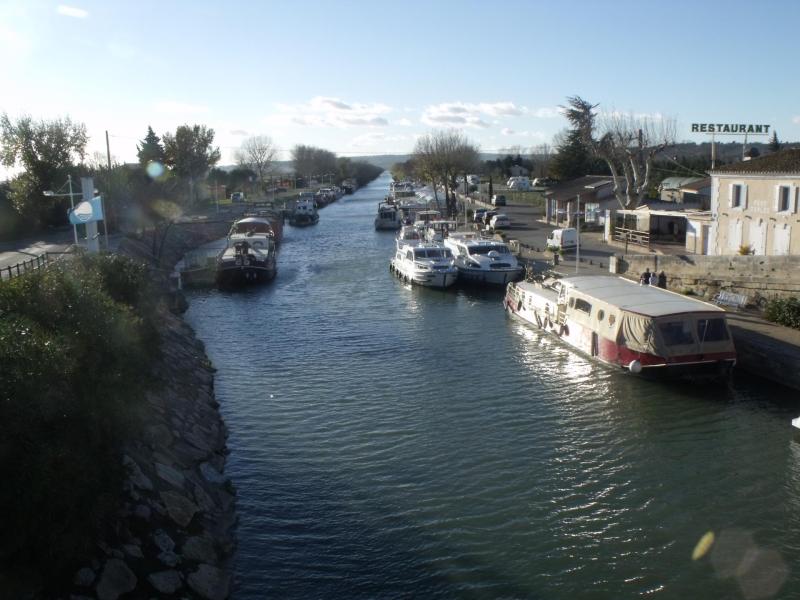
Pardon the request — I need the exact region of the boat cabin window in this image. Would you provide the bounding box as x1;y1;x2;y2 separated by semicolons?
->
658;321;695;346
573;298;592;315
697;318;729;342
597;310;605;322
232;222;271;235
414;248;452;259
469;244;509;255
405;250;414;260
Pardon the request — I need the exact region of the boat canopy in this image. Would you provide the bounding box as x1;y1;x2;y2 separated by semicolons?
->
561;276;724;317
231;218;273;234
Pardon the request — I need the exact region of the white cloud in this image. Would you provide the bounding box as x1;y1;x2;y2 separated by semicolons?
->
396;118;414;127
57;5;88;18
153;100;210;114
600;109;664;121
351;132;409;148
793;116;800;125
230;129;249;136
421;101;527;128
531;107;561;119
266;96;392;129
501;128;515;136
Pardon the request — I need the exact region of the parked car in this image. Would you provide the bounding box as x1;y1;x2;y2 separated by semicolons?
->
230;192;245;203
508;179;532;191
473;208;488;223
491;194;506;206
482;210;498;225
489;214;511;230
532;177;556;188
546;227;578;250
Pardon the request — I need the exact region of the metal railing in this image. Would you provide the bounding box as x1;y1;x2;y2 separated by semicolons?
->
613;227;650;249
1;249;75;282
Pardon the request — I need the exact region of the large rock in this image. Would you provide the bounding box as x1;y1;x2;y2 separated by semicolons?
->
147;570;182;594
95;559;137;600
122;455;154;491
187;564;231;600
182;536;217;564
161;491;199;528
73;567;95;587
155;462;185;490
153;529;175;553
199;462;228;486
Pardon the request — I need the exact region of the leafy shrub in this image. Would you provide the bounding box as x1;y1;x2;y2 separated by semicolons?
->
738;244;753;255
765;297;800;330
0;254;158;577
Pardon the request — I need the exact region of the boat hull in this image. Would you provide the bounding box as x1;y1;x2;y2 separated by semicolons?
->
289;214;319;227
390;259;458;289
504;287;736;380
457;265;524;287
216;263;276;287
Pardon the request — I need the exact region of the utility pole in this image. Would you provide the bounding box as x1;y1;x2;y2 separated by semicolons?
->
576;193;581;274
101;130;111;249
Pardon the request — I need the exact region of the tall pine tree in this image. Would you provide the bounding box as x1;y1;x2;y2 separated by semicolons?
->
549;129;593;181
769;130;781;153
136;126;165;167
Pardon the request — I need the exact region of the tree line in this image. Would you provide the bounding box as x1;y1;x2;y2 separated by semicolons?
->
0;114;383;241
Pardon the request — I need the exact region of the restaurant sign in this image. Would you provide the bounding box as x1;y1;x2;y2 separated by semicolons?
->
691;123;771;135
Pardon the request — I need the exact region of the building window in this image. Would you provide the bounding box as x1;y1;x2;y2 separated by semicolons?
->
731;184;743;208
778;186;791;212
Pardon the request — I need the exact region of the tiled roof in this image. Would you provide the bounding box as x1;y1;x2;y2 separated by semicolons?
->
711;149;800;174
544;175;614;201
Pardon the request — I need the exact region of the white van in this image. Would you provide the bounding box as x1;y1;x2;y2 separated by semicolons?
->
508;179;532;191
467;174;480;185
546;227;578;250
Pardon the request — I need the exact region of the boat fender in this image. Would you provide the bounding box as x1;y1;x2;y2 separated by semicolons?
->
516;300;522;312
559;324;568;337
628;360;642;374
534;312;543;328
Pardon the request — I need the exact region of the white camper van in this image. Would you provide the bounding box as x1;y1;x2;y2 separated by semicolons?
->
546;227;578;250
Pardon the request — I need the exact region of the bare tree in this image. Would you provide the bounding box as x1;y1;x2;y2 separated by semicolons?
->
413;130;480;216
563;96;675;209
236;135;277;189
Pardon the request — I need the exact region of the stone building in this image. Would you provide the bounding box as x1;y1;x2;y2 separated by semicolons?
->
709;149;800;255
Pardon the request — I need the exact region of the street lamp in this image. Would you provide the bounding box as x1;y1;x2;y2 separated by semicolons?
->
43;174;79;246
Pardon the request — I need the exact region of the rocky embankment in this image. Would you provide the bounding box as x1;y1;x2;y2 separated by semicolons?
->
67;222;237;600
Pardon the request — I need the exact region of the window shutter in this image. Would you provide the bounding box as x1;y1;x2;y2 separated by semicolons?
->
774;185;781;212
742;185;748;210
729;183;734;208
795;187;799;214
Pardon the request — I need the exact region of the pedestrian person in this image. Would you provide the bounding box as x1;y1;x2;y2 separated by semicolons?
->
639;268;651;286
657;271;667;289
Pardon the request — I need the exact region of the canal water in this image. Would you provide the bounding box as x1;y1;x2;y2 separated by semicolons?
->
185;172;800;599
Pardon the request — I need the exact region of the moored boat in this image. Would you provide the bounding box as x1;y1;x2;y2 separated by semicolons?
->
390;242;458;289
216;217;277;287
504;275;736;379
289;196;319;226
444;232;524;286
375;201;403;230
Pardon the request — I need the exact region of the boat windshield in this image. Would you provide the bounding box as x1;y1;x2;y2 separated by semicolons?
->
469;244;509;255
232;222;271;235
414;248;452;259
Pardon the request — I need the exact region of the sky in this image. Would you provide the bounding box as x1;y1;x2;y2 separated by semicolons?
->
2;0;800;173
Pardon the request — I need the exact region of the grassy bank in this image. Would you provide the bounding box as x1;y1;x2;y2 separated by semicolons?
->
0;254;159;581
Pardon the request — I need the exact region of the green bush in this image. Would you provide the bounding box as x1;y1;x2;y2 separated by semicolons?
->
0;254;158;577
765;297;800;330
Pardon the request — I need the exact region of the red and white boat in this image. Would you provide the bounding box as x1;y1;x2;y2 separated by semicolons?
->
504;276;736;379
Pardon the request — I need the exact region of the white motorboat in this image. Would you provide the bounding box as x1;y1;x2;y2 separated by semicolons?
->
396;224;423;248
289;195;319;226
375;201;403;230
504;275;736;379
444;232;524;286
390;242;458;289
216;217;277;286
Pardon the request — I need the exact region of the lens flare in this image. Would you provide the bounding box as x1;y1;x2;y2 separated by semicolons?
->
692;531;715;560
146;161;165;179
